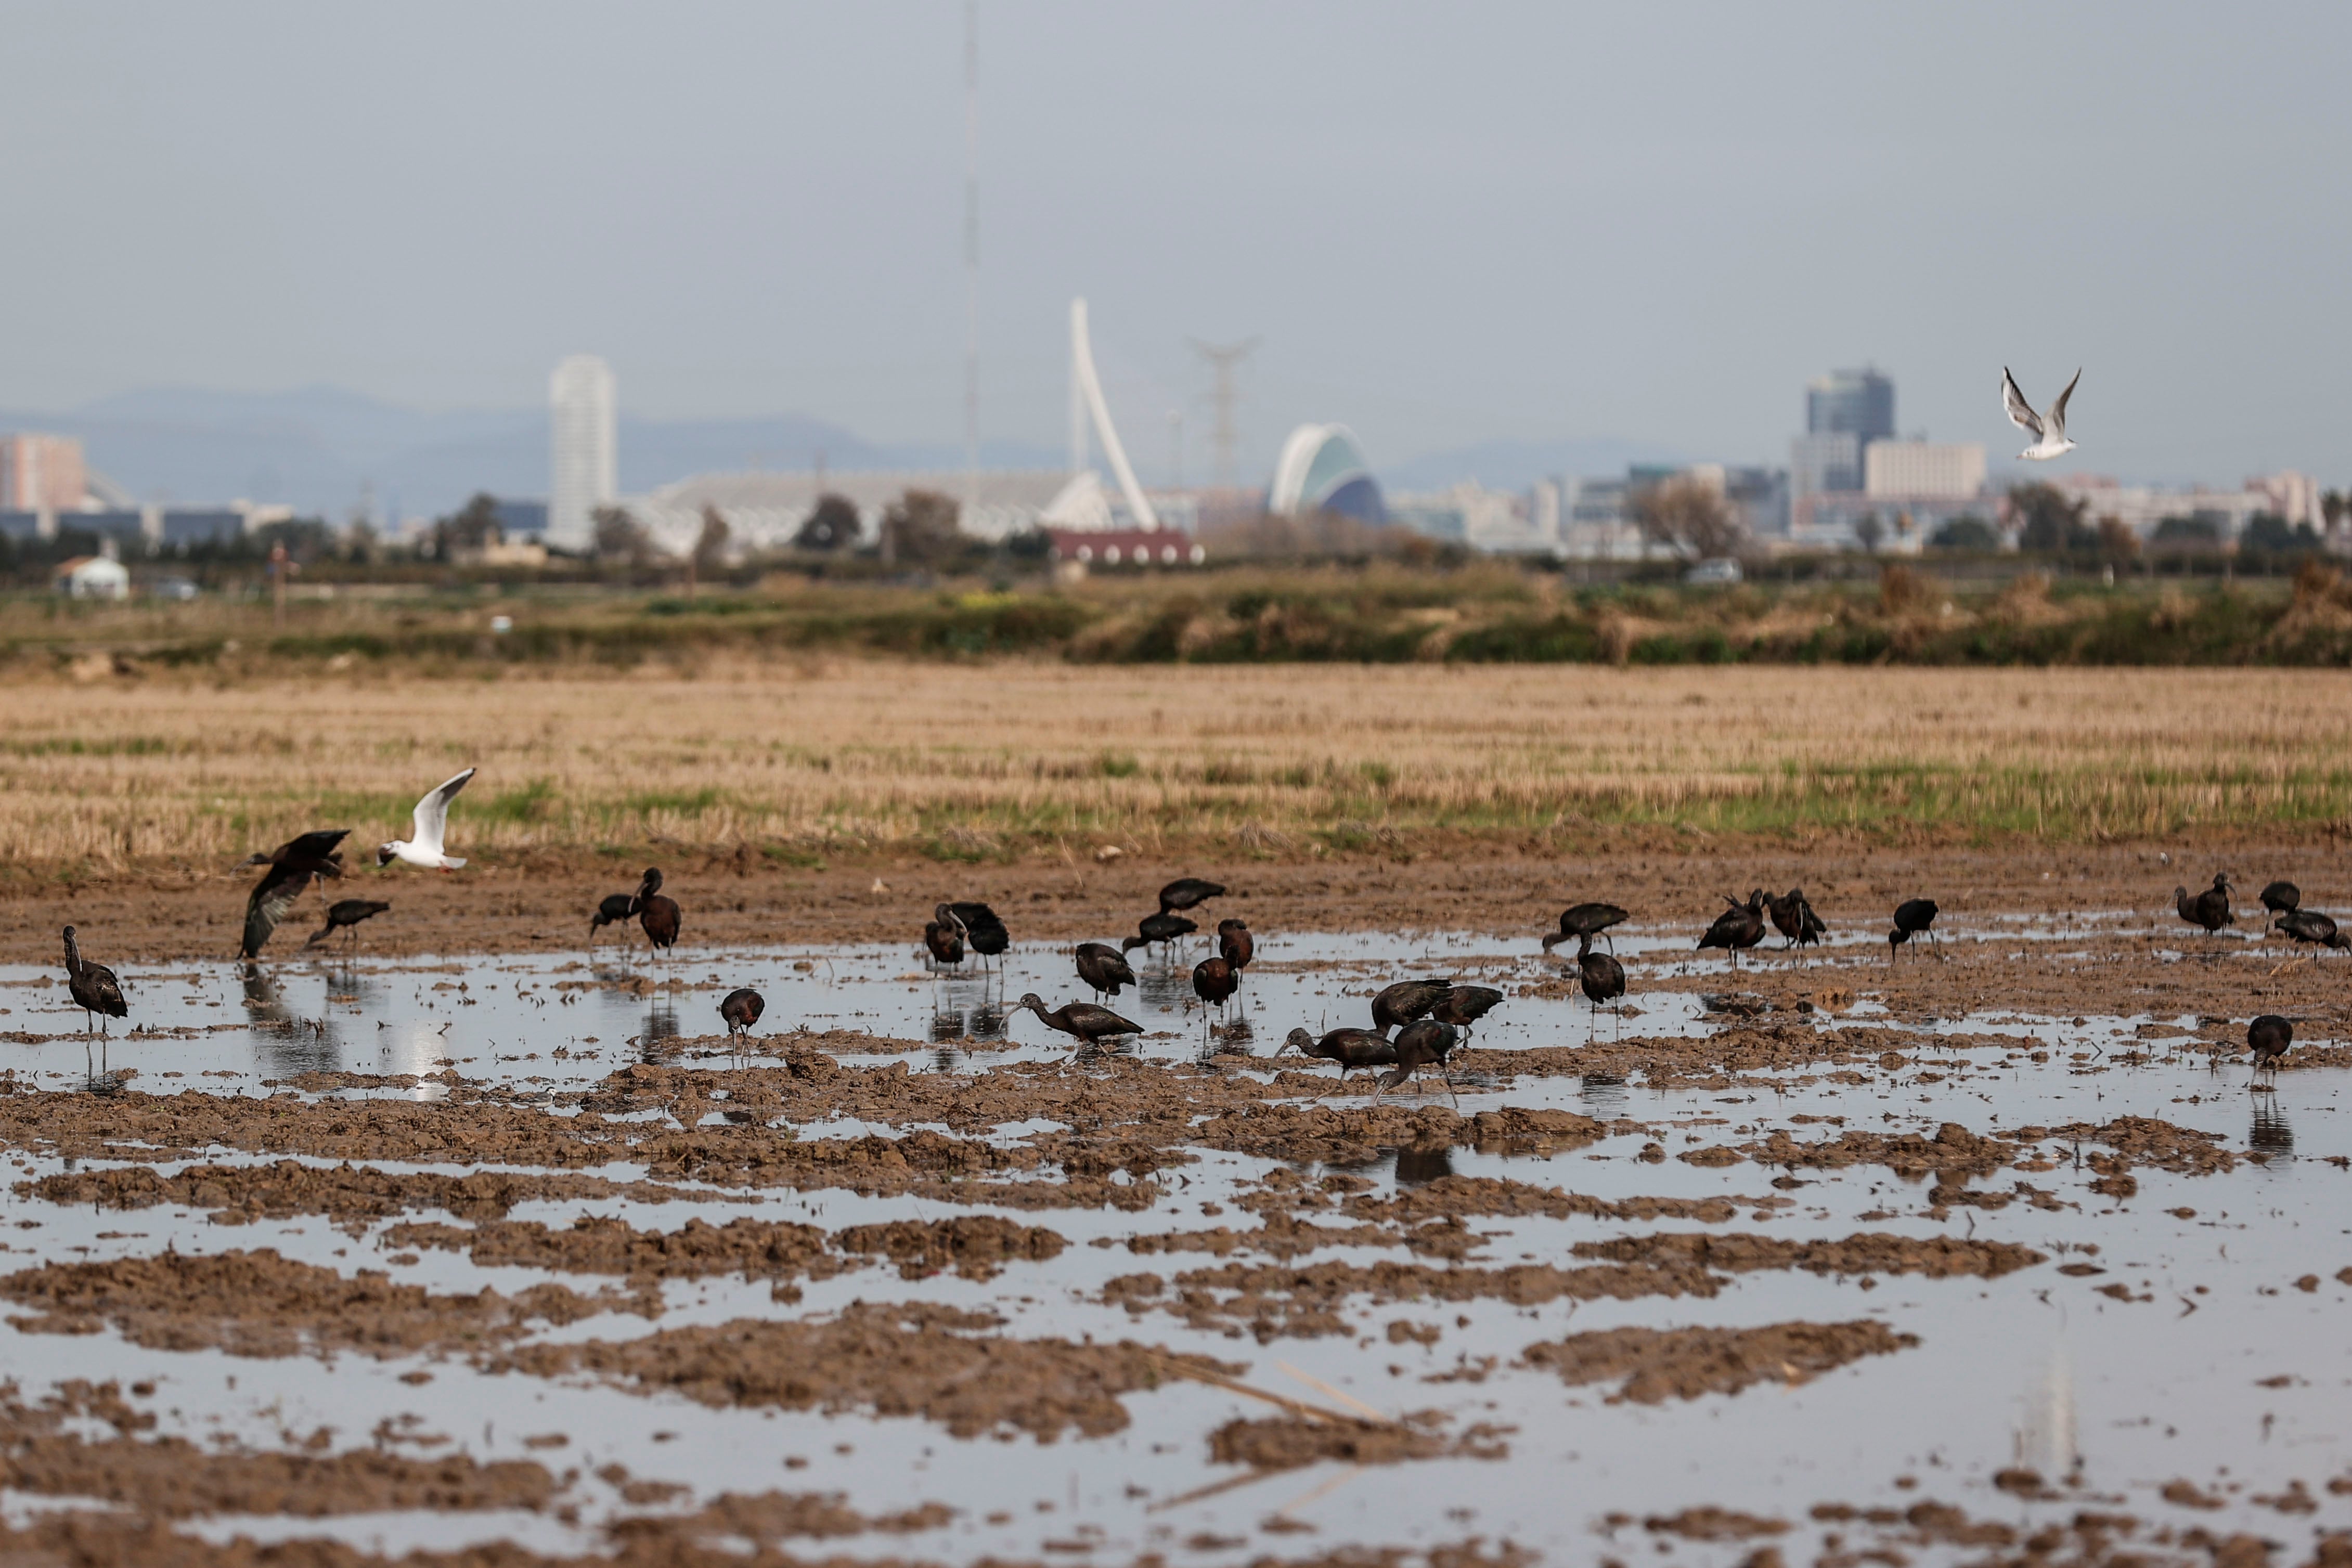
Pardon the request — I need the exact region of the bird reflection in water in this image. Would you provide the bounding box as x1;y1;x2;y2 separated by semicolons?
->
637;999;681;1061
928;1000;1009;1044
1394;1146;1455;1185
2250;1098;2294;1159
1578;1072;1629;1115
243;963;343;1075
1136;964;1190;1012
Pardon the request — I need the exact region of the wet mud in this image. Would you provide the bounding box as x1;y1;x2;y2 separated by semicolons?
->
1522;1319;1919;1404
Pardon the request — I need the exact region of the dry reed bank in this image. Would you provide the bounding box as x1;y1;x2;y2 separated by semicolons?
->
1;662;2347;878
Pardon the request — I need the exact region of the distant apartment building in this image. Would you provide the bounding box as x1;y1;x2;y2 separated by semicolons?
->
1805;367;1894;446
1790;432;1863;499
1865;442;1986;500
548;355;617;551
0;433;87;512
2049;475;2299;544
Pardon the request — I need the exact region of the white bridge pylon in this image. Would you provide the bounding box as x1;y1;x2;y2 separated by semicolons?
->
1067;297;1160;532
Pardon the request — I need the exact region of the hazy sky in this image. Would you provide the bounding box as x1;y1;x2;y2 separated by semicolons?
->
5;2;2347;483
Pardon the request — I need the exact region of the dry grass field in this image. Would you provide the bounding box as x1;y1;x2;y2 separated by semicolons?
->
2;660;2349;878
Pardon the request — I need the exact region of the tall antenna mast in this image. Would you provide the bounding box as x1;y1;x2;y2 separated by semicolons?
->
1188;336;1258;489
961;1;979;523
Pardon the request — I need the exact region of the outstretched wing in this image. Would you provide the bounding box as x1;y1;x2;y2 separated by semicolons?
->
2001;368;2043;440
244;862;319;958
410;767;476;853
275;827;351;866
2045;368;2080;441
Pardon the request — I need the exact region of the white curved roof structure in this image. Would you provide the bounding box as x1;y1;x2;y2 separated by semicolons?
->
1268;423;1384;522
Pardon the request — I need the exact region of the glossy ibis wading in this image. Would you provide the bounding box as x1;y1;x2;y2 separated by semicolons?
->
1432;984;1503;1041
1888;898;1940;961
1158;878;1226;914
2246;1014;2292;1089
1380;1018;1463;1102
1217;918;1254;975
2259;880;2301;915
305;899;391;952
924;904;968;971
946;902;1009;969
1014;993;1142;1046
636;868;681;957
2174;874;2233;938
1371;978;1453;1032
61;926;127;1036
240;828;350;960
1697;891;1766;968
1074;941;1136;999
1766;888;1828;957
589;892;639;947
1191;955;1238;1020
1122;910;1197;957
1575;936;1626;1038
376;767;475;871
2273;908;2349;956
719;988;765;1036
1278;1026;1398;1084
1541;902;1627;955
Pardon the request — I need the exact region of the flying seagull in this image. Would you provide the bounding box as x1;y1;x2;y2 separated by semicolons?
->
378;767;476;871
2002;367;2080;461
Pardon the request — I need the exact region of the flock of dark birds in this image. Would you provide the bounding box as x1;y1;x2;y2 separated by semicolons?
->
46;824;2323;1095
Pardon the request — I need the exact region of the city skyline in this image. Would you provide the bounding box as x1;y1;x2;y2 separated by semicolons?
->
1;4;2346;490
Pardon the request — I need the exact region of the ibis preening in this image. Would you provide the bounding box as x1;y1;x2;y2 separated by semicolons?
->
2274;908;2350;955
1371;978;1453;1032
240;828;350;959
945;902;1009;969
377;767;475;871
1278;1026;1398;1083
61;926;127;1036
636;868;681;956
1766;888;1828;956
1541;902;1627;956
1888;898;1940;961
589;892;639;947
1075;941;1136;999
1697;891;1766;968
2247;1014;2292;1090
924;904;968;971
1122;911;1197;956
2259;880;2301;915
1013;992;1142;1046
1432;984;1503;1042
305;899;391;952
719;988;765;1036
2174;875;2234;938
1379;1018;1462;1102
1217;918;1254;975
1158;878;1226;914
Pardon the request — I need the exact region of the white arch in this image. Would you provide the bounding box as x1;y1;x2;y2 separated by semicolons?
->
1068;298;1160;532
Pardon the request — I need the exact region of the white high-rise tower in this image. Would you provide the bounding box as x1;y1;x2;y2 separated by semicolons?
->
548;355;616;550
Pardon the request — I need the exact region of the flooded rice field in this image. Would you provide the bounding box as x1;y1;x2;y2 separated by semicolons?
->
0;909;2347;1567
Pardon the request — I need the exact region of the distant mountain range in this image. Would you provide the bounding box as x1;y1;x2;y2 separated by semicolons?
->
1;384;1690;521
0;386;1059;522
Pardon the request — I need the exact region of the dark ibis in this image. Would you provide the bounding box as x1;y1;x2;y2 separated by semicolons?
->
2173;874;2233;938
946;901;1009;969
61;926;127;1036
589;892;639;947
2247;1014;2292;1089
1217;917;1254;974
1371;978;1453;1032
1075;941;1136;999
239;828;349;959
924;903;968;971
1888;897;1940;961
1575;937;1626;1036
1766;888;1828;956
1541;902;1628;955
1278;1026;1398;1083
1697;891;1767;968
305;899;391;952
2259;880;2301;915
1158;877;1226;914
1122;910;1197;956
2274;908;2349;955
1013;992;1142;1046
719;988;765;1036
1432;984;1503;1041
636;867;681;956
1192;956;1238;1025
1379;1018;1462;1102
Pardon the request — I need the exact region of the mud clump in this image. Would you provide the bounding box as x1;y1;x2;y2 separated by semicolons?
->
384;1213;837;1285
496;1301;1238;1440
1642;1506;1790;1540
833;1215;1067;1279
1208;1415;1468;1470
1525;1320;1918;1404
608;1491;955;1547
1570;1232;2045;1280
24;1160;745;1226
0;1249;644;1359
1741;1121;2026;1176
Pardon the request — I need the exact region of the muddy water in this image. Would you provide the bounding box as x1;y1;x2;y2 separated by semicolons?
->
1;916;2347;1566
